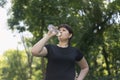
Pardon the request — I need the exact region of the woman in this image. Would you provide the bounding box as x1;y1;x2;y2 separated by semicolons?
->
31;24;89;80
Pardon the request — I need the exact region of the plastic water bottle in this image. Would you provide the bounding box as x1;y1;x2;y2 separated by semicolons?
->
47;24;61;36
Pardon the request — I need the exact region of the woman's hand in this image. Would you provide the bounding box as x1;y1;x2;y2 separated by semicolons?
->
47;30;58;38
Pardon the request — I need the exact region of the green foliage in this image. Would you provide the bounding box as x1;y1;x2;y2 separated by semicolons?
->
0;49;45;80
0;50;28;80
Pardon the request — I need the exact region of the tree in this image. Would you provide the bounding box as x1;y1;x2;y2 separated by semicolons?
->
7;0;120;79
1;50;28;80
0;0;7;7
0;49;45;80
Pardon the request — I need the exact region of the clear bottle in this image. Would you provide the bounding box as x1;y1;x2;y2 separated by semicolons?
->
47;24;61;36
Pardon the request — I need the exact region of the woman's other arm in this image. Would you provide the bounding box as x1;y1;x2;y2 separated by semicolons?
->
76;57;89;80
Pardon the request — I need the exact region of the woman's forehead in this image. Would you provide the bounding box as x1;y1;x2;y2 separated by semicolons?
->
59;27;68;30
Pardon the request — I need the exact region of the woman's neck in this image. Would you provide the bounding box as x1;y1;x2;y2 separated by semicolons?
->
57;42;68;48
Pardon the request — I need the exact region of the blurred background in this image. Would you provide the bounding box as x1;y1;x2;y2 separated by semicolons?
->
0;0;120;80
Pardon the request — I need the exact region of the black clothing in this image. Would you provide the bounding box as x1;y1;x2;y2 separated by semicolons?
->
45;44;83;80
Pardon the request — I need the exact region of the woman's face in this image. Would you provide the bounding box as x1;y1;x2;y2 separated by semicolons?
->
58;27;72;42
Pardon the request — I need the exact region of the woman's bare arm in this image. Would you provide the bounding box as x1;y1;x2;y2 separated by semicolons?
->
76;57;89;80
31;31;56;57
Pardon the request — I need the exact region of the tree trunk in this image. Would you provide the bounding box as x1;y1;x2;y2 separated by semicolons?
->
102;46;111;75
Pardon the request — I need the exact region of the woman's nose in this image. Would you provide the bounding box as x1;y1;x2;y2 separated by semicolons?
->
59;30;62;33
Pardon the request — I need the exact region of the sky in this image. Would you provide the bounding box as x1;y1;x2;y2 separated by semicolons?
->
0;0;24;55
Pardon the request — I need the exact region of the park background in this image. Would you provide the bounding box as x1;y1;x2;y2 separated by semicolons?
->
0;0;120;80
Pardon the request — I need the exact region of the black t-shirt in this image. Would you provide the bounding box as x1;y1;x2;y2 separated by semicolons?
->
44;44;83;80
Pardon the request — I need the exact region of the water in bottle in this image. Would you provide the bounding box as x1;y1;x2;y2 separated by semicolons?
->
48;24;61;36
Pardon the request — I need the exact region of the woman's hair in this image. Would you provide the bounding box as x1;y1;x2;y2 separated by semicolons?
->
58;24;73;45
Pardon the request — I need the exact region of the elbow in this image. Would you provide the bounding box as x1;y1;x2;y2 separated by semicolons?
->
82;65;89;73
85;64;89;72
85;62;89;73
31;48;39;56
85;65;89;73
86;66;89;73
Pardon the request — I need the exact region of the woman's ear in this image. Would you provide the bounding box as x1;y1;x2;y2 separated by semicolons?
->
69;34;72;38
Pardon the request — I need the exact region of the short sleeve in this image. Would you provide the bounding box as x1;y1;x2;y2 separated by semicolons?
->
44;44;51;58
75;49;84;61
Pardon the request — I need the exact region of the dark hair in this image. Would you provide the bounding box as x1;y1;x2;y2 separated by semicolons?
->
58;24;73;45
